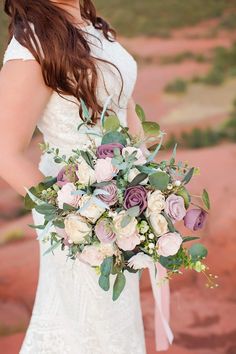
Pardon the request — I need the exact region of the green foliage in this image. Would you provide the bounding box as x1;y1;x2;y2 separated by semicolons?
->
165;78;187;94
176;186;191;208
112;272;126;301
189;243;208;261
219;12;236;30
101;131;127;146
135;104;146;122
149;171;170;191
202;189;210;210
95;0;232;37
104;115;120;131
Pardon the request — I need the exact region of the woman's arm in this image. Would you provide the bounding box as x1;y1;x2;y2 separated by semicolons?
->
0;60;52;196
127;96;143;137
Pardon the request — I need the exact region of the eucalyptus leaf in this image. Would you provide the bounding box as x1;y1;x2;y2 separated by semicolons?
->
142;121;160;136
63;203;77;211
101;131;127;146
42;176;57;188
121;214;132;228
104;115;120;131
99;274;110;291
80;150;95;170
129;173;148;187
35;203;57;215
182;236;200;243
176;186;191;208
101;257;113;277
28;224;45;230
101;94;113;128
135;104;146;122
112;272;126;301
80;98;91;121
162;212;176;233
159;255;183;270
202;189;210;210
182;167;195;185
126;206;140;218
189;243;208;261
37;220;53;241
149;171;170;191
43;240;61;256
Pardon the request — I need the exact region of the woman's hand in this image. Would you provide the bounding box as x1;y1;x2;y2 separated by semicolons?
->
0;59;52;196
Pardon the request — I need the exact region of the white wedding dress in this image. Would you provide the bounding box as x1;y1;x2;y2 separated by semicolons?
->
3;23;147;354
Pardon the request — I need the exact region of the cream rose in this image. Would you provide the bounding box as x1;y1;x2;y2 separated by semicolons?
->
113;211;140;251
78;195;105;223
113;211;138;238
64;214;92;244
76;158;96;185
146;190;166;217
149;213;168;236
99;243;116;257
122;147;146;165
157;232;182;257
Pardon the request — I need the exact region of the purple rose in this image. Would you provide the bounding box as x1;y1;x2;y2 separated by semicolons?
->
97;143;124;159
97;182;118;206
124;185;147;215
95;218;116;243
165;194;186;222
184;209;207;231
57;165;78;187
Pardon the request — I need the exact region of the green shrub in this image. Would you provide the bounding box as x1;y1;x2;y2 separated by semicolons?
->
165;79;187;93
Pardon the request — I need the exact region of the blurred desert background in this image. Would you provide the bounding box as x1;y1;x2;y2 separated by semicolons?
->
1;1;236;353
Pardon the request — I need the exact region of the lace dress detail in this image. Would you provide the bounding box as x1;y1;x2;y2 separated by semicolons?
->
3;24;146;354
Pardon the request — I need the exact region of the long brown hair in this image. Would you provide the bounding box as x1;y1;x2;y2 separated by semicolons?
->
4;0;123;123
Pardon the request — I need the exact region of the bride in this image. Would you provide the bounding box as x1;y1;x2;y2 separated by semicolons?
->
0;1;172;353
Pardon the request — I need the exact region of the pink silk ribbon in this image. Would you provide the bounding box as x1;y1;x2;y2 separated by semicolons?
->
148;263;174;351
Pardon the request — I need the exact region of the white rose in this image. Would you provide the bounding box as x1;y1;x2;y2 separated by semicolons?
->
64;214;92;244
95;157;118;183
122;147;146;165
146;190;166;217
128;252;153;270
157;232;182;257
149;213;168;236
127;168;148;185
76;157;96;185
99;243;116;257
78;195;105;223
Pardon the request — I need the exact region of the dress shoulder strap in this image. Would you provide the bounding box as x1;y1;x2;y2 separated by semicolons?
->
3;35;36;65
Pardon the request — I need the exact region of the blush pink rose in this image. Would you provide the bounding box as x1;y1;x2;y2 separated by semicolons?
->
116;232;141;251
78;245;105;267
157;232;182;257
95;157;118;183
57;183;81;209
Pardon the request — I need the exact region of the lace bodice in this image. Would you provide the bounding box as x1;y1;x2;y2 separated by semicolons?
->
3;24;137;175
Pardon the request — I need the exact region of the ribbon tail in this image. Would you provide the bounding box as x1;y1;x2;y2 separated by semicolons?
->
148;262;174;351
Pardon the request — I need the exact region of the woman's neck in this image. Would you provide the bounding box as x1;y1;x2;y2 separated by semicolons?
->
51;0;85;26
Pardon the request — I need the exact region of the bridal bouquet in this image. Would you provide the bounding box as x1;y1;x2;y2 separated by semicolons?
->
25;100;216;300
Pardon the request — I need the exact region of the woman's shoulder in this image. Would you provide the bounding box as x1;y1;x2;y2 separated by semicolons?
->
3;35;36;65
